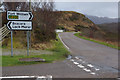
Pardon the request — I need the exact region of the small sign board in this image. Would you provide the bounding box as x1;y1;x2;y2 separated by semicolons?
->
7;21;32;30
7;11;33;20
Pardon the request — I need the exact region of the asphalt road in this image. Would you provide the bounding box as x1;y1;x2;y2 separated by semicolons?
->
59;32;118;70
2;32;118;78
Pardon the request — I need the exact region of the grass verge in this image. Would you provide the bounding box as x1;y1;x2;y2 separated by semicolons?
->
2;34;70;66
74;33;120;50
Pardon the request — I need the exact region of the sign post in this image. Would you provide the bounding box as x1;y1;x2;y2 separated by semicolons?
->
27;31;29;56
7;11;33;57
11;31;13;57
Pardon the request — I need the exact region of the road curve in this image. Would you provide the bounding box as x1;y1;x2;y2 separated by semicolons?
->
59;32;118;72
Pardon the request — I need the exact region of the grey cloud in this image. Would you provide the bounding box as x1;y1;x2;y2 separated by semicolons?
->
55;2;118;18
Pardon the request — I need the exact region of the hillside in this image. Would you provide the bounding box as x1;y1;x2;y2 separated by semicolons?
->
97;23;118;33
57;11;100;31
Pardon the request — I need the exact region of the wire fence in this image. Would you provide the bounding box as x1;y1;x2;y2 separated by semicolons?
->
0;25;10;42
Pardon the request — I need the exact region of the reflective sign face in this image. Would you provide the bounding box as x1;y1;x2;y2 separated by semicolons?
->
7;11;33;20
7;21;32;30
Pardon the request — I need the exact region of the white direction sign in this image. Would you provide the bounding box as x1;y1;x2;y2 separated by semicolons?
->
7;21;32;30
7;11;33;20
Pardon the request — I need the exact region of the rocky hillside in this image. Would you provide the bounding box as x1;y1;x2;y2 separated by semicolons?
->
57;11;100;31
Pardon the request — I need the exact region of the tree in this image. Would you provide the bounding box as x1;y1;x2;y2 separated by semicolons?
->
31;1;61;44
3;0;29;11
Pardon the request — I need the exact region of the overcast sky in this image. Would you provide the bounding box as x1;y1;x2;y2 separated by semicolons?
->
55;2;118;18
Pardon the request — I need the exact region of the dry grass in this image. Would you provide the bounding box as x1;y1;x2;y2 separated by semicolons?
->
32;40;55;50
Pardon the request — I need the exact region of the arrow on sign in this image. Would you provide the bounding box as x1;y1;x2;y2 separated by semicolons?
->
7;21;12;30
7;21;32;30
7;11;33;20
29;12;33;20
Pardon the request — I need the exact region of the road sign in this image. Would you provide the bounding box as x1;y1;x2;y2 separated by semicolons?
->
7;11;33;57
7;21;32;30
7;11;33;20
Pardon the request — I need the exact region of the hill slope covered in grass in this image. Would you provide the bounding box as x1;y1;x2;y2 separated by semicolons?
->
57;11;100;31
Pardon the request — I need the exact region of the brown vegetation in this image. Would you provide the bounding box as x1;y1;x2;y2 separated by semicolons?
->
2;1;61;49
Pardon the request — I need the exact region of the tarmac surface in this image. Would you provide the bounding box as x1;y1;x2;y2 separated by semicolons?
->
2;32;119;78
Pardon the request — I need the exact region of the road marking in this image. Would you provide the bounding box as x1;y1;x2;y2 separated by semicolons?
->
87;64;94;68
73;62;79;65
70;59;74;61
58;34;70;50
95;68;100;71
90;72;96;75
75;56;79;59
0;76;52;79
69;59;98;76
77;64;85;68
83;68;91;72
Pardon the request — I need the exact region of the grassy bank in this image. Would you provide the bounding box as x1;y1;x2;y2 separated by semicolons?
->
74;33;119;50
2;34;70;66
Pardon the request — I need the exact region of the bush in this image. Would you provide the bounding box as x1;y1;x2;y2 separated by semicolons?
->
69;13;79;21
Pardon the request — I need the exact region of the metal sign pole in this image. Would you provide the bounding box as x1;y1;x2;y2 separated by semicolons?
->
27;31;29;56
26;0;31;56
11;31;13;57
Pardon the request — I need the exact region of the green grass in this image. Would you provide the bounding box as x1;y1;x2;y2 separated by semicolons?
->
74;33;120;50
2;34;70;66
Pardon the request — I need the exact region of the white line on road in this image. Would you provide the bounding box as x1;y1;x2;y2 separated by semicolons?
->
58;34;70;50
95;68;100;71
83;68;91;72
87;64;94;68
77;64;85;68
90;72;96;75
73;62;79;65
70;59;98;76
70;59;74;61
0;76;52;79
75;56;79;59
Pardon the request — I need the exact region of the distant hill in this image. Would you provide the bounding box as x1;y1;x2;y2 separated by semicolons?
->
97;22;118;33
85;15;118;24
